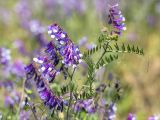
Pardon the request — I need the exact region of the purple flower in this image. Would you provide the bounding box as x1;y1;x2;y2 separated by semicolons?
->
108;4;126;35
2;80;14;91
25;63;36;80
29;20;46;46
24;23;83;112
25;64;64;111
107;102;117;120
127;113;136;120
19;110;30;120
35;75;63;111
5;96;15;108
74;99;96;113
48;23;82;68
148;115;160;120
11;60;25;77
0;47;11;66
32;42;63;82
14;0;31;29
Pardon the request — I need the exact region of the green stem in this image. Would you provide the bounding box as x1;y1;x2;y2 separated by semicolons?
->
95;41;110;67
30;105;38;120
66;68;76;120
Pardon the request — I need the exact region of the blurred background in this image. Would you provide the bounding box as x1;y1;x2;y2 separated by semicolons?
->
0;0;160;119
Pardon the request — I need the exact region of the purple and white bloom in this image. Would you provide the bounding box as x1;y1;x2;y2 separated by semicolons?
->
48;23;83;68
74;99;96;113
25;23;83;112
108;4;126;35
107;102;117;120
35;75;64;111
25;63;64;111
148;115;160;120
0;47;11;66
127;113;136;120
32;42;62;82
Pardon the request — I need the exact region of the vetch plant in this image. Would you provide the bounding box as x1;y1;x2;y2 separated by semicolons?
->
22;3;144;120
1;1;159;120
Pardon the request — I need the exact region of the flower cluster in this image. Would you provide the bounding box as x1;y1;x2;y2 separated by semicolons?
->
74;99;96;113
108;4;126;35
25;23;82;112
0;47;11;66
48;23;83;68
25;64;64;111
32;42;62;83
107;102;117;120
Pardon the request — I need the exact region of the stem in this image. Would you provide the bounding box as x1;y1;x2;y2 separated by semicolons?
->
66;68;76;120
17;78;26;119
30;105;38;120
95;41;110;67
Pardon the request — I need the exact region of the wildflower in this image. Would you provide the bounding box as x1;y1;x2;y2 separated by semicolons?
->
25;63;36;80
2;80;14;91
11;60;25;78
29;20;46;46
48;23;82;68
19;110;31;120
107;102;117;120
108;4;126;35
74;99;96;113
5;96;15;108
35;75;64;111
127;113;136;120
25;64;64;111
25;23;83;112
0;47;11;66
32;42;64;82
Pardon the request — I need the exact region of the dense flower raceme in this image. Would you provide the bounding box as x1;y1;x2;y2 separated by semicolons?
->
108;4;126;35
25;64;64;111
25;23;82;111
48;23;83;68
